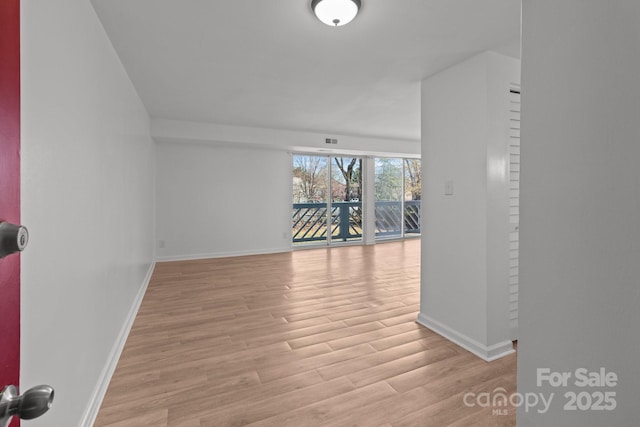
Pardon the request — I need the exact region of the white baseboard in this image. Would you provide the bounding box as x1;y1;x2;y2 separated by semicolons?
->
156;247;291;262
79;261;156;427
416;313;514;362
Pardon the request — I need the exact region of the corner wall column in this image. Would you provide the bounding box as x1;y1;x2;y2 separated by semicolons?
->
418;51;520;361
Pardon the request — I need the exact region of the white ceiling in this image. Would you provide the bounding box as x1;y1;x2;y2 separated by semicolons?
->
91;0;521;141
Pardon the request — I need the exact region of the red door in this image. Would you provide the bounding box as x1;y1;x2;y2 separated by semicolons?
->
0;0;21;426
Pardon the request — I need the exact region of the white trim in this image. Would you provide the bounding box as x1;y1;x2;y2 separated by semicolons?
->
416;313;514;362
79;262;156;427
156;247;291;262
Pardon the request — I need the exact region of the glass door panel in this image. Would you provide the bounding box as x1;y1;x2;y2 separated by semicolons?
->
404;159;422;236
374;158;403;239
292;155;329;245
331;157;363;243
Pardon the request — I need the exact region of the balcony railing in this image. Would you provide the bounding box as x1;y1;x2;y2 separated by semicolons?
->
375;200;421;237
292;202;362;243
292;200;421;244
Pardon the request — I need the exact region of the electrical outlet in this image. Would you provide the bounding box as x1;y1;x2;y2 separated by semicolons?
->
158;240;165;248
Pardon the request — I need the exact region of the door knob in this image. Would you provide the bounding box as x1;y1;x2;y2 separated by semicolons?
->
0;222;28;259
0;385;54;427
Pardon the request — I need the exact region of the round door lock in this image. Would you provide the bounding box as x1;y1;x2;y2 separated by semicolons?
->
0;222;29;258
16;226;28;251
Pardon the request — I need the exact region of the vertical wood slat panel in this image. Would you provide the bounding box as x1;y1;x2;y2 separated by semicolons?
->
508;86;521;339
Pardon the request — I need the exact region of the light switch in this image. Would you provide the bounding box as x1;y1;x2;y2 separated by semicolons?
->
445;180;454;196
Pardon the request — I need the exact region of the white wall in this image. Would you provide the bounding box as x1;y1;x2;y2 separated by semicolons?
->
518;1;640;425
20;0;155;426
156;142;292;260
418;51;519;361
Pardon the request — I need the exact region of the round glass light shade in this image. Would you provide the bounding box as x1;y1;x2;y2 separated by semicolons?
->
312;0;361;27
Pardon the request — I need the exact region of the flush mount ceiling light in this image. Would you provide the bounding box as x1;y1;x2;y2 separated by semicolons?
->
311;0;361;27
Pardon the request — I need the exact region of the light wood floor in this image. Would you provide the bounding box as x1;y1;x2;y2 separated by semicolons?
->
94;240;516;427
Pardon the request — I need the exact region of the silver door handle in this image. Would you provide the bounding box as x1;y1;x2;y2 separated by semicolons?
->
0;385;54;427
0;222;28;259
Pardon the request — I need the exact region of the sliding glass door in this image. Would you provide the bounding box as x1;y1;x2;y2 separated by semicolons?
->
374;157;422;240
374;158;403;239
404;159;422;236
292;155;329;244
292;154;363;246
330;157;363;243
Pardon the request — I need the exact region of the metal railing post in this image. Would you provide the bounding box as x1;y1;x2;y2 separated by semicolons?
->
338;203;351;241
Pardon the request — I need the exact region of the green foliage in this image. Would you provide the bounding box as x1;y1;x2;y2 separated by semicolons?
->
404;159;422;201
375;158;403;201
